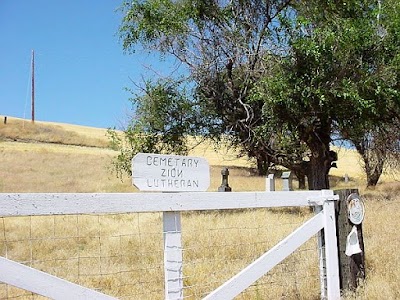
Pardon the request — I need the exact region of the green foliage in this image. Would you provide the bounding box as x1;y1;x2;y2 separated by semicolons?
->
251;0;400;187
119;0;189;51
116;0;400;187
119;0;232;54
108;79;198;177
117;0;295;176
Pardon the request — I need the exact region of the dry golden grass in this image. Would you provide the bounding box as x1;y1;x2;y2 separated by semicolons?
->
342;182;400;300
0;210;320;299
188;137;255;168
330;146;400;185
0;141;134;193
0;117;399;299
181;208;321;299
0;117;110;148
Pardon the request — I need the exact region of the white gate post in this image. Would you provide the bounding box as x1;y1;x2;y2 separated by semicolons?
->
315;204;327;299
322;199;341;299
163;211;184;300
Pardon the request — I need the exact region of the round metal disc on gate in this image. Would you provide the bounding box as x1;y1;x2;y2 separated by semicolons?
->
347;193;365;225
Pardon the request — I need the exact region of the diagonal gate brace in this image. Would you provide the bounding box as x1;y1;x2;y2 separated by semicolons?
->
0;257;117;300
203;211;324;300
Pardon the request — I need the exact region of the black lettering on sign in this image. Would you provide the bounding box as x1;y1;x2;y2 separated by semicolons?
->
161;168;184;178
146;179;200;189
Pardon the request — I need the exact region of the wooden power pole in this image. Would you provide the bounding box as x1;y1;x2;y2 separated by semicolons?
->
31;50;35;123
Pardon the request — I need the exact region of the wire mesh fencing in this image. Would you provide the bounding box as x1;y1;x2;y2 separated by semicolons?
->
0;206;322;299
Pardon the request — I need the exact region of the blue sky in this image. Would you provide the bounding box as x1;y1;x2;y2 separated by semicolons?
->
0;1;176;129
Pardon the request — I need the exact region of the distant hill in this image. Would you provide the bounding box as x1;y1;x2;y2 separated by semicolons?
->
3;115;393;192
0;116;110;148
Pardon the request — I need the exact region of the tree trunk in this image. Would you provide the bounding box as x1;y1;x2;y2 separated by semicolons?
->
256;157;269;176
307;154;330;190
354;138;385;188
306;136;332;190
297;173;307;189
293;167;307;190
365;155;384;187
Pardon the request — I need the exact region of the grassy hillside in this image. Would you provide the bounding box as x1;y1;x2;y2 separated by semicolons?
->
0;117;273;192
0;116;399;299
0;116;376;192
0;117;109;148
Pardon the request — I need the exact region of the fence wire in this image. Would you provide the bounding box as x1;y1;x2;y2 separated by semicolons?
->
0;207;321;299
180;208;320;299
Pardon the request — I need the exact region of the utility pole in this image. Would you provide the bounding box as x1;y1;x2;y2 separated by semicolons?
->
31;50;35;123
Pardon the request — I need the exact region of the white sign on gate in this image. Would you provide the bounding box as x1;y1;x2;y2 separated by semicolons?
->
132;153;210;192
